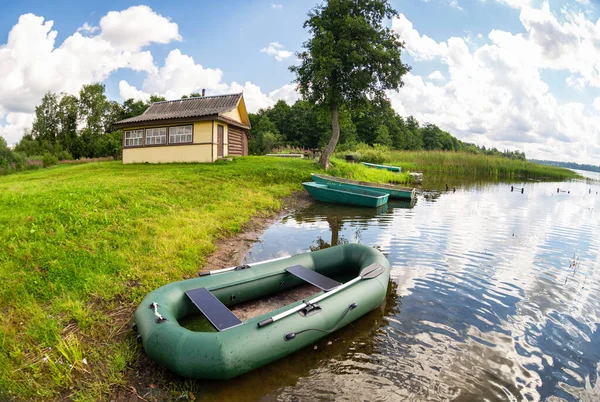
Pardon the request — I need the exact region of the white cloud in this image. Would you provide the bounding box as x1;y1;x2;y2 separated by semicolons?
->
118;51;301;113
137;49;226;100
427;71;445;81
98;5;181;52
448;0;464;11
260;42;293;61
389;10;600;164
594;97;600;112
76;22;98;35
271;3;283;9
119;80;151;102
0;112;34;145
268;84;301;105
0;7;181;144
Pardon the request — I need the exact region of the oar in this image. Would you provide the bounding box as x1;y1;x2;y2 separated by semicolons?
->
199;254;296;276
257;263;385;328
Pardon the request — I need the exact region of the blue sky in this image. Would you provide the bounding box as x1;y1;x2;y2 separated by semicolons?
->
0;0;599;163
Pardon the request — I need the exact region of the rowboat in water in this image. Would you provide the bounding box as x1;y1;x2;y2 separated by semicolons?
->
133;244;390;379
302;181;389;207
361;162;402;172
311;173;416;200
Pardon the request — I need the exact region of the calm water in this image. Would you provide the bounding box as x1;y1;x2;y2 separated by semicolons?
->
198;173;600;401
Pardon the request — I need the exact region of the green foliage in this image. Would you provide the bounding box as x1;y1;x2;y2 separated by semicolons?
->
387;150;578;179
339;143;392;164
290;0;410;168
99;131;123;160
248;116;284;154
42;153;58;167
328;157;410;184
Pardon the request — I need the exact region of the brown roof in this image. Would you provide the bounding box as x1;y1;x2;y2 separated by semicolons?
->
113;93;248;128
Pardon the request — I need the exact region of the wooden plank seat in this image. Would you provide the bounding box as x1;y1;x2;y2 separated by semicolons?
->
185;288;242;331
285;265;341;292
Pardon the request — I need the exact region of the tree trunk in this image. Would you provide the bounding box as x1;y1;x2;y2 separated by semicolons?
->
318;104;340;169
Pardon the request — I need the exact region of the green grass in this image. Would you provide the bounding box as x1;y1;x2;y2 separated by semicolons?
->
385;150;580;180
329;157;412;184
0;156;405;400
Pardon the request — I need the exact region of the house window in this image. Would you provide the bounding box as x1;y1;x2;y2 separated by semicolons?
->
169;125;193;144
124;130;143;147
145;127;166;145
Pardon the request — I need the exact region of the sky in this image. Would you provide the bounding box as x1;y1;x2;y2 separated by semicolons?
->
0;0;599;163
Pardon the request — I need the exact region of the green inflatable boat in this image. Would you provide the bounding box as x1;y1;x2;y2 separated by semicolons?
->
133;243;390;379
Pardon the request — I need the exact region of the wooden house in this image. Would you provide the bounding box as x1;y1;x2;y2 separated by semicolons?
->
113;93;250;164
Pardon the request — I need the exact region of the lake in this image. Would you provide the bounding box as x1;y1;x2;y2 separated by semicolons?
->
198;172;600;401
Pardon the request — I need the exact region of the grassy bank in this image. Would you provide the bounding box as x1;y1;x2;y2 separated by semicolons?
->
0;156;407;400
387;151;580;180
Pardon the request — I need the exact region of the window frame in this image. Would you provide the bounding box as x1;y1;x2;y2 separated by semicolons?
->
145;127;167;146
124;129;144;147
122;124;195;148
168;125;194;145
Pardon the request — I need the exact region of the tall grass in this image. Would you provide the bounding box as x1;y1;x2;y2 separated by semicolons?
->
387;151;579;180
329;158;411;184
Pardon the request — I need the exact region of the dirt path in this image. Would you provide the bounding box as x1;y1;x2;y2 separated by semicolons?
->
111;191;313;402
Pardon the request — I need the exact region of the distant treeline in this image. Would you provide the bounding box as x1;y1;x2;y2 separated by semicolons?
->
531;159;600;173
248;99;527;161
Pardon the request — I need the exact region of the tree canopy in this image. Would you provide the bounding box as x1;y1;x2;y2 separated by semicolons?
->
291;0;410;168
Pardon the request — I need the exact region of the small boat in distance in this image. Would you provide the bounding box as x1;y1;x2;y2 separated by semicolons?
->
312;173;416;200
361;162;402;172
303;181;389;207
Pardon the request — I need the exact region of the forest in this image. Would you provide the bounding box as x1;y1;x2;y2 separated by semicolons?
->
249;99;526;160
1;84;527;174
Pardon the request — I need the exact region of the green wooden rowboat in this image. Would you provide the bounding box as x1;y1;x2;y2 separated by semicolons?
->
360;162;402;172
133;244;390;379
303;181;389;207
311;173;416;200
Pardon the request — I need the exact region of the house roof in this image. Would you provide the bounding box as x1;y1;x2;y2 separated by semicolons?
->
113;93;250;129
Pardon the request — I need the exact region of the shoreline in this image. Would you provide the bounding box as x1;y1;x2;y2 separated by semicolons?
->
113;190;313;401
201;191;313;273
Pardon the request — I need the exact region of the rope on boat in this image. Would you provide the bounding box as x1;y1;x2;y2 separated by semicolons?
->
149;302;167;323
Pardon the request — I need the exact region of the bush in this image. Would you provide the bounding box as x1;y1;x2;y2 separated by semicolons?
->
354;143;392;164
57;150;74;161
42;153;58;167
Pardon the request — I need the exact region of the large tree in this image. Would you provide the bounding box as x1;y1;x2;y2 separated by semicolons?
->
290;0;410;168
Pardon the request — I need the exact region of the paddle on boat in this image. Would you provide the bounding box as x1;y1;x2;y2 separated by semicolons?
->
311;173;416;200
133;243;390;379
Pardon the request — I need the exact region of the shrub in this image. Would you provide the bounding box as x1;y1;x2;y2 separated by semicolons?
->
354;143;392;164
42;153;58;167
57;150;74;161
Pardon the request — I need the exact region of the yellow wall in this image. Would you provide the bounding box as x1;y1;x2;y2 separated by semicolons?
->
222;99;250;127
123;144;212;164
121;120;236;164
122;121;215;164
222;108;241;123
193;121;212;143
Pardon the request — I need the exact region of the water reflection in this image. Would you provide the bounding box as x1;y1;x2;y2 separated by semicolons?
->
225;175;600;401
194;281;399;402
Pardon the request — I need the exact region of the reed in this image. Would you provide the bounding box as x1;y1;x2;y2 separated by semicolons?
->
387;151;580;180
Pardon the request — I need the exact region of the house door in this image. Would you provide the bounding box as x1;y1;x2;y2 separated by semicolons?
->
217;125;224;158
